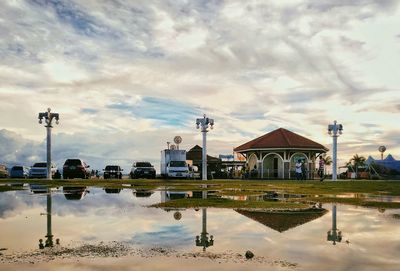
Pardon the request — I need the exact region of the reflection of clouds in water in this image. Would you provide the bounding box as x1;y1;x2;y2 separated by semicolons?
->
1;190;400;270
0;191;44;218
132;225;193;247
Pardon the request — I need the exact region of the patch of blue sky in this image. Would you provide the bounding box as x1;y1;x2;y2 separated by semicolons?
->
80;108;98;114
132;225;193;246
0;43;40;64
108;96;202;127
30;0;121;39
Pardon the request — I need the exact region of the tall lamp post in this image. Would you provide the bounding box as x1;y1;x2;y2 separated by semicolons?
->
328;120;343;181
38;108;60;180
196;114;214;181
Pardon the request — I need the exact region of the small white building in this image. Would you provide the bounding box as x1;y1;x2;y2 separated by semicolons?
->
234;128;328;179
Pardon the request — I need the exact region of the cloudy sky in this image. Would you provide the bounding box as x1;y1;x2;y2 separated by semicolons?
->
0;0;399;171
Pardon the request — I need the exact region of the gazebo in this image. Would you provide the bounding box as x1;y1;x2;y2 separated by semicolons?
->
234;128;328;179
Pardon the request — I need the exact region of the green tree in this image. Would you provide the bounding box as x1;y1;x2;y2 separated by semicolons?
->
349;154;366;177
322;156;332;166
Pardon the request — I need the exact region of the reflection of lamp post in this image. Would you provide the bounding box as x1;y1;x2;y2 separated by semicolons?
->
39;188;60;249
327;204;342;245
195;188;214;251
196;114;214;181
195;208;214;251
38;108;60;180
328;120;343;181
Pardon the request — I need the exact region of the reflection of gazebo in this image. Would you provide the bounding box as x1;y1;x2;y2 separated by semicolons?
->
236;208;328;233
234;128;328;179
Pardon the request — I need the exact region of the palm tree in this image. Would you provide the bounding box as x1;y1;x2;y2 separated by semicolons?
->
322;156;332;166
349;154;366;177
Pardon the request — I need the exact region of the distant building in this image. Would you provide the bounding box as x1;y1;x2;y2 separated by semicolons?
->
234;128;328;179
366;154;400;172
186;145;245;178
186;145;221;174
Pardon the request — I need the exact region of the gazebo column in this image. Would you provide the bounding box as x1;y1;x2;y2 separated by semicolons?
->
284;160;290;179
257;151;262;179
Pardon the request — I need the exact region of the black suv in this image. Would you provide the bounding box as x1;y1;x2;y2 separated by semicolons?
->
63;159;91;179
130;162;156;179
103;165;123;179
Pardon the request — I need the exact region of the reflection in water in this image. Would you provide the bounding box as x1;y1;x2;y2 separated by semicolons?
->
38;188;60;249
104;188;122;194
1;188;400;271
236;208;328;233
160;191;190;220
133;189;154;198
327;204;343;245
195;190;214;251
195;208;214;251
30;184;51;194
63;187;88;200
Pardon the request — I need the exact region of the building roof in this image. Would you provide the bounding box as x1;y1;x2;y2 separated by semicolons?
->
366;154;400;172
234;128;328;152
186;145;221;162
236;208;328;233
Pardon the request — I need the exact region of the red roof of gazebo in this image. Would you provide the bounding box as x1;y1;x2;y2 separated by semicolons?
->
234;128;328;152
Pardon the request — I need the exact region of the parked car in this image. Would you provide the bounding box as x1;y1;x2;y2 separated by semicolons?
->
10;165;29;178
0;164;9;178
29;162;57;178
103;165;123;179
130;162;156;179
63;159;91;179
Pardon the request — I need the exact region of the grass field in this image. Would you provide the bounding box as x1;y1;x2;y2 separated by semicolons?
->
1;178;400;209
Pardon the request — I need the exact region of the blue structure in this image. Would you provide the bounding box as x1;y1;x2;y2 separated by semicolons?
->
366;154;400;172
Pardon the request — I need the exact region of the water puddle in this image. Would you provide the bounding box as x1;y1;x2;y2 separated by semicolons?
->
0;187;399;271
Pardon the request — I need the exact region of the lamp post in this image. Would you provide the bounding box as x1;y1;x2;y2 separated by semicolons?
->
196;114;214;181
38;108;59;180
328;120;343;181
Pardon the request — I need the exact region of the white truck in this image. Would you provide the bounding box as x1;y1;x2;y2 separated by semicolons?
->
160;149;189;178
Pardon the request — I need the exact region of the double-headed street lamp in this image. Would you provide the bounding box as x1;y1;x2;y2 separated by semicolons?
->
328;120;343;181
196;114;214;181
38;108;60;180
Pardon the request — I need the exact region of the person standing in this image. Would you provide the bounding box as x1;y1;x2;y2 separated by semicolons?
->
301;160;307;180
295;159;302;180
318;156;325;181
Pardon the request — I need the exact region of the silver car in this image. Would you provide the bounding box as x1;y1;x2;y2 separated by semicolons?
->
29;162;57;178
